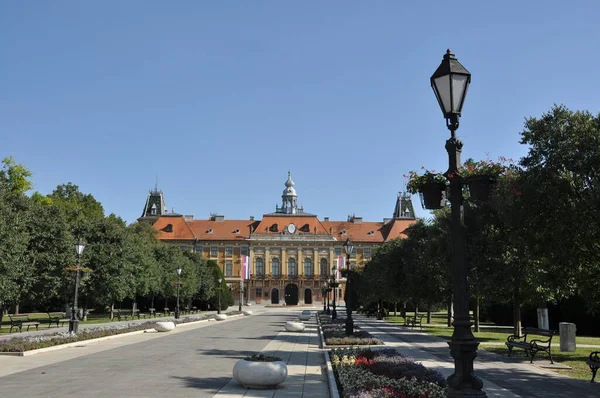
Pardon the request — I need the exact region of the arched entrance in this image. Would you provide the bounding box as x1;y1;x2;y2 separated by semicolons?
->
284;284;299;305
304;288;313;304
271;288;280;304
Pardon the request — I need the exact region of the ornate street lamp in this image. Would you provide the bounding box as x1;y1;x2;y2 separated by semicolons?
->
322;280;328;312
431;49;485;398
175;266;182;319
343;237;354;335
217;277;222;314
330;266;338;320
69;239;85;334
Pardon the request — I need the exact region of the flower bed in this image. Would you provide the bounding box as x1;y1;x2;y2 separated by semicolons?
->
331;347;447;398
0;312;238;353
319;313;383;346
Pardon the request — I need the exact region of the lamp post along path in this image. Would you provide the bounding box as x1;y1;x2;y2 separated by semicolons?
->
330;266;337;320
175;266;182;319
69;240;85;334
431;49;486;397
217;277;222;314
343;237;354;335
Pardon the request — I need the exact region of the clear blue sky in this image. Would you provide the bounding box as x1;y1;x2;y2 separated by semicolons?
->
2;1;600;224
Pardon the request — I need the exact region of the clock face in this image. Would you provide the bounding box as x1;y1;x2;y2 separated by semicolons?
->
287;223;296;234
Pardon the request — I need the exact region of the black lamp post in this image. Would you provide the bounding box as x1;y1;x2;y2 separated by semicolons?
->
217;277;222;314
431;49;486;397
343;237;354;335
69;239;85;334
175;266;182;319
330;266;338;320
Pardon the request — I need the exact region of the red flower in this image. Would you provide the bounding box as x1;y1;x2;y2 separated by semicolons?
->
354;356;374;368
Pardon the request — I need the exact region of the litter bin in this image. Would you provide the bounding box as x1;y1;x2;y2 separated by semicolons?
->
559;322;576;352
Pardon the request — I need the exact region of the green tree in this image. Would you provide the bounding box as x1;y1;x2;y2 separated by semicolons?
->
0;156;33;193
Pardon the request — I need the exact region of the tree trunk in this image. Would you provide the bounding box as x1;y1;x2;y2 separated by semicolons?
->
151;295;155;308
14;302;19;315
401;302;407;318
0;304;4;326
427;302;432;324
474;296;480;333
513;297;522;337
394;302;397;317
447;296;453;327
110;302;115;321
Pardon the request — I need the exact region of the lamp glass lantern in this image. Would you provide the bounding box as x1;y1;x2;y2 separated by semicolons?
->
75;240;85;256
343;238;354;262
430;49;471;119
177;267;182;276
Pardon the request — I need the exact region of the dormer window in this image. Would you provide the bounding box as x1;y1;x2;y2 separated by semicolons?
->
368;230;375;235
270;224;279;232
207;228;214;234
234;229;240;234
164;224;173;233
341;230;347;235
150;203;157;215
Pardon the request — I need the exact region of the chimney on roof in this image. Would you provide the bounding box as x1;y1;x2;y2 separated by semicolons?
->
250;216;254;220
324;217;329;222
184;215;194;222
210;214;225;221
349;216;362;224
383;218;392;224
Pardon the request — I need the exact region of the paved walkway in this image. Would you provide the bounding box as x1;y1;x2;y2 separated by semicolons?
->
355;314;600;398
0;307;329;398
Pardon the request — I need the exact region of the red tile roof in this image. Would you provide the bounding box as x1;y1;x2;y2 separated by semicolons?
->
253;215;329;235
187;219;254;241
153;216;196;241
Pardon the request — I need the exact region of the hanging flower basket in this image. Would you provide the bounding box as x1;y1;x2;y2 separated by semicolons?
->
418;182;446;210
466;176;496;202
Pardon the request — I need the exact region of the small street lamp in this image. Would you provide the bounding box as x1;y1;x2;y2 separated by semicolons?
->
322;280;327;312
217;277;222;314
69;239;85;334
330;266;338;320
343;237;354;336
175;266;182;319
431;49;485;398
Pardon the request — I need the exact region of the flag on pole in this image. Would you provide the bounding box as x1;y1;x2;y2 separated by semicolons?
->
337;256;345;278
241;255;250;280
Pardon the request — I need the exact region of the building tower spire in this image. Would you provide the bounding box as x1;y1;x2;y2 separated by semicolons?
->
393;192;416;219
281;171;298;214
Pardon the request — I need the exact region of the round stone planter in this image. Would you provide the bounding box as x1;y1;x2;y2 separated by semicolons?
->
298;314;311;321
215;314;228;321
154;321;175;332
233;359;287;389
285;321;305;332
301;310;312;315
243;310;253;316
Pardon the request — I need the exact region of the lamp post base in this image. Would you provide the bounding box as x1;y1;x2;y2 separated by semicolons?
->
68;319;79;334
174;308;180;319
332;307;337;320
446;340;486;397
345;316;354;336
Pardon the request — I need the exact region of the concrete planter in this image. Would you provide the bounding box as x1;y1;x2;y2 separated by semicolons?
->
301;310;312;315
215;314;228;321
285;321;305;332
298;314;311;321
233;359;287;389
243;310;253;316
154;321;175;332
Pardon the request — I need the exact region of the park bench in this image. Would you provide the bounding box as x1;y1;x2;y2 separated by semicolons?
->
586;351;599;382
163;308;173;316
505;327;554;364
149;308;160;317
131;309;147;319
9;314;41;333
47;312;69;328
404;314;425;329
113;310;130;321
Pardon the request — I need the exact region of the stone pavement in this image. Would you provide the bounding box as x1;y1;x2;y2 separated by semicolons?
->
215;310;327;398
355;314;600;398
0;307;330;397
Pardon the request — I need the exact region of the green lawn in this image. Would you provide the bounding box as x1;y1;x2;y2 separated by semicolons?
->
482;345;595;382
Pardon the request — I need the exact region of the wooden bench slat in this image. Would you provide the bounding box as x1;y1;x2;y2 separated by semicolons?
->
505;327;555;364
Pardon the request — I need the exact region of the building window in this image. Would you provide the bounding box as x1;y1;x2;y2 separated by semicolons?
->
320;258;328;277
256;258;264;276
335;247;342;256
272;258;280;278
225;261;233;276
364;248;372;258
195;245;203;254
351;247;357;258
288;257;297;277
210;246;218;257
241;246;249;256
304;258;312;277
180;246;189;252
225;247;233;257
